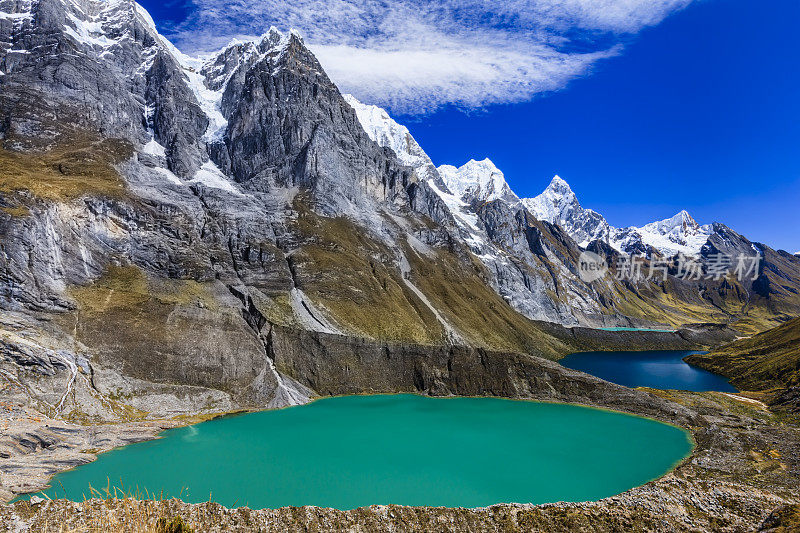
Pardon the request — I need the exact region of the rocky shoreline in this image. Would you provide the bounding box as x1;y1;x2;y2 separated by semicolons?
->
2;390;799;532
2;330;800;531
0;319;730;503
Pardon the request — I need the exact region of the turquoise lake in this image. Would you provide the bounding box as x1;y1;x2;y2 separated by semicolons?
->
560;350;737;392
28;395;693;510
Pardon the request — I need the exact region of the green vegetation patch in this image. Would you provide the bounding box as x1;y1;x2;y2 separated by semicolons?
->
290;199;445;344
686;317;800;394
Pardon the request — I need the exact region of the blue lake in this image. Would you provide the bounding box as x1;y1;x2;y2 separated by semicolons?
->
20;395;693;510
559;350;737;392
597;327;677;332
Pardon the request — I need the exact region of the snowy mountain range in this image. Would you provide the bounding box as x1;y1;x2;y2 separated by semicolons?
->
522;177;714;256
1;0;799;375
346;95;714;258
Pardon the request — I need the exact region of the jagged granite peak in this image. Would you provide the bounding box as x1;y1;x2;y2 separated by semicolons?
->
330;98;591;324
201;28;430;216
342;94;450;191
0;0;211;177
522;175;577;223
522;175;611;248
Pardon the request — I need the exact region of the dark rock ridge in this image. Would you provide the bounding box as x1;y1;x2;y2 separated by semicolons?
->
268;324;696;426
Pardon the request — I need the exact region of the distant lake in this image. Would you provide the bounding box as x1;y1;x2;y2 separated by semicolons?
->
22;395;693;510
560;350;737;392
597;327;677;332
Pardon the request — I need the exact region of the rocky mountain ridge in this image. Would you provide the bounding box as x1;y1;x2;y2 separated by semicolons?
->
0;0;798;430
343;94;721;259
346;92;800;333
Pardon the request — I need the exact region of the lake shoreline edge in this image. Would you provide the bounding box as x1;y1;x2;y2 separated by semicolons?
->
10;393;699;508
3;326;799;531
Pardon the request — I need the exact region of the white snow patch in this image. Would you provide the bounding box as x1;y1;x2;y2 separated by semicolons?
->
289;288;340;335
427;180;482;239
64;12;117;48
142;139;166;157
0;12;32;20
153;167;184;186
344;94;437;180
189;161;241;193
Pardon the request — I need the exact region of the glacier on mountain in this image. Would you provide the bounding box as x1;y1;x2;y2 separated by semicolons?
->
438;159;520;205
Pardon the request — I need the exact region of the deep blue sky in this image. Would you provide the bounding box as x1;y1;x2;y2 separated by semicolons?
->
141;0;800;252
397;0;800;252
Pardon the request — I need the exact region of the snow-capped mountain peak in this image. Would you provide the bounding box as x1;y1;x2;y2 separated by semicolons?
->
633;210;712;256
343;94;442;185
521;175;611;247
343;95;715;258
438;158;520;204
547;174;572;194
522;176;713;256
522;175;579;224
644;210;701;234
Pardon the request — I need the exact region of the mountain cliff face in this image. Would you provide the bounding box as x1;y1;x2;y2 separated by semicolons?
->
345;95;800;334
1;0;799;428
0;0;571;422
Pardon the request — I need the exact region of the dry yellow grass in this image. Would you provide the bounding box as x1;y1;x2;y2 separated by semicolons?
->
405;243;571;358
13;489;195;532
0;137;132;214
69;265;218;314
290;199;446;344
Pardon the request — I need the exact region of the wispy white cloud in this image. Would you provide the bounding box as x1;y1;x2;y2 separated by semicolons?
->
167;0;693;114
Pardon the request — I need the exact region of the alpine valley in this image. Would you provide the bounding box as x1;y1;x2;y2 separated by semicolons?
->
1;0;800;531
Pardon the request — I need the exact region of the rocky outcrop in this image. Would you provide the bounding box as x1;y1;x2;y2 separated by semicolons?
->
268;324;698;426
208;30;432;219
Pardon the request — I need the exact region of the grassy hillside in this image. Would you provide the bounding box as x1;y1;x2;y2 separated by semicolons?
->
685;317;800;408
0;137;132;216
